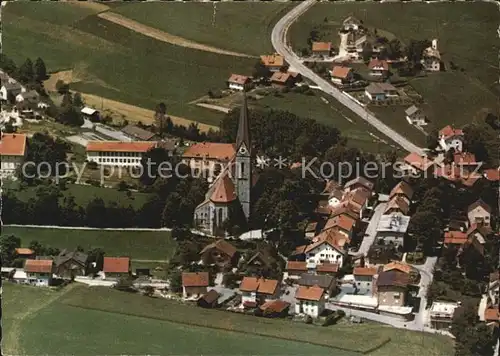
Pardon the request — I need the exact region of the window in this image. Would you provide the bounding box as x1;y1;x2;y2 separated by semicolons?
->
320;254;324;257
394;293;400;300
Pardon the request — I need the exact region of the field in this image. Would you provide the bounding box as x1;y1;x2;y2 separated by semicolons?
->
289;2;500;132
1;226;174;261
2;283;454;356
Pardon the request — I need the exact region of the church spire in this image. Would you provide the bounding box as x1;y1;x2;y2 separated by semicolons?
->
235;92;250;151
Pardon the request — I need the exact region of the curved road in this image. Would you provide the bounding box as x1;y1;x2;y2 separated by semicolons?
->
271;0;425;155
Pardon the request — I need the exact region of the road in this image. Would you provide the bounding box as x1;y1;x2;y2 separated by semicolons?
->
351;202;387;257
270;0;425;155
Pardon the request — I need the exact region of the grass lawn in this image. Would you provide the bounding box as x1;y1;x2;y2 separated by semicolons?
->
112;2;294;56
1;226;175;261
289;2;500;130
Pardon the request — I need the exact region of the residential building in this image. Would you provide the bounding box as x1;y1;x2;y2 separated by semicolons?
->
430;301;459;330
401;152;435;175
438;125;464;152
484;168;500;182
15;248;34;260
260;54;286;72
342;16;362;31
286;261;307;279
421;39;441;72
389;181;413;205
375;213;411;247
364;83;398;101
376;270;410;307
328;188;344;208
0;133;27;179
15;90;39;104
86;141;157;167
239;277;279;307
384;196;410;215
353;267;378;295
0;82;25;101
330;66;354;86
54;249;88;280
24;259;53;287
467;199;491;228
81;107;101;121
405;105;427;126
295;286;325;318
343;186;371;214
270;71;294;87
298;274;336;296
312;42;332;57
121;124;160;142
344;176;374;193
368;59;389;77
200;239;237;269
322;215;356;239
227;74;252;91
193;93;253;235
304;233;345;268
103;257;130;279
316;263;339;275
259;300;290;318
197;289;220;308
182;272;209;298
484;308;500;326
453;152;478;170
182;142;235;178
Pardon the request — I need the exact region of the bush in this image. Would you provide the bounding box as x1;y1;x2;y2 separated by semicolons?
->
305;315;313;324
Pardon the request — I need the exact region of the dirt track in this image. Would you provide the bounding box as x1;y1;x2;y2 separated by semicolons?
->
98;12;254;58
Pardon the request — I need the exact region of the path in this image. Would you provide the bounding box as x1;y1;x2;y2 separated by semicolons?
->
3;283;78;355
271;0;424;154
98;12;255;58
351;202;386;257
196;103;231;114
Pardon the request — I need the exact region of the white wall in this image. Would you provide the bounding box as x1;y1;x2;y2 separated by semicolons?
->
295;299;325;318
306;243;344;267
0;155;24;178
87;151;144;167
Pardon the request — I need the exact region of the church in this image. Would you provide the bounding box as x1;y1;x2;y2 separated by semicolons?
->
193;93;252;236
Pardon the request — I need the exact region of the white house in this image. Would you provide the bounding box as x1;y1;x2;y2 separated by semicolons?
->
421;39;441;72
24;259;53;287
430;301;459;330
405;105;427;126
328;189;344;208
375;213;411;248
368;59;389;77
304;235;345;268
295;285;325;318
0;133;27;179
227;74;252;91
239;277;279;308
353;267;378;295
439;125;464;152
467;200;491;228
86;141;157;167
342;16;362;32
364;83;398;102
0;82;25;101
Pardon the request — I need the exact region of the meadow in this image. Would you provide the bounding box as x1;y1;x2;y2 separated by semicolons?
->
289;2;500;131
1;226;174;261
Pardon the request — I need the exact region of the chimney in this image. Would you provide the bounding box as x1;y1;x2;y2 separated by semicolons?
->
432;39;438;50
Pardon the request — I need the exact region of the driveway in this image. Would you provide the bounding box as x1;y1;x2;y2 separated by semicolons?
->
351;202;387;257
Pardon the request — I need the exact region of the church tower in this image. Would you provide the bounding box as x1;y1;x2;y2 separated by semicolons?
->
234;92;252;220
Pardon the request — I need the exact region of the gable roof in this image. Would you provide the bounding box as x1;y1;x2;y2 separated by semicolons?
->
286;261;307;272
368;58;389;71
200;239;237;258
405;105;420;116
86;141;156;153
454;152;477;166
329;203;359;220
2;82;22;91
444;231;468;245
331;66;352;79
182;142;235;161
484;168;500;181
103;257;130;273
209;173;237;203
247;250;274;268
376;270;410;287
259;299;290;313
323;215;356;233
198;289;220;304
439;125;463;140
260;54;284;67
239;277;279;295
304;232;344;254
316;263;339;273
270;71;292;83
18;90;39;101
295;285;324;301
344;176;374;191
312;42;332;52
54;249;88;267
239;276;260;292
466;224;488;238
298;274;334;289
182;272;209;287
384;196;410;215
365;82;397;94
383;261;412;274
228;74;250;85
121;124;157;141
0;133;27;156
390;181;413;200
468;199;491;214
15;248;34;255
353;267;378;276
484;308;500;322
403;152;434;171
24;259;53;273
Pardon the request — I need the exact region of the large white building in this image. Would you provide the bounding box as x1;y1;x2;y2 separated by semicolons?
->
0;133;27;179
375;213;411;248
86;141;157;167
304;235;345;268
295;285;325;318
439;125;464;152
24;259;53;287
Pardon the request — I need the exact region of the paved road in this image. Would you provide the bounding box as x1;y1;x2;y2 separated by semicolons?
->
271;0;425;155
351;202;387;257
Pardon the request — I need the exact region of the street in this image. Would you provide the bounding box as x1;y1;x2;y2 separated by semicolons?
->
351;202;387;258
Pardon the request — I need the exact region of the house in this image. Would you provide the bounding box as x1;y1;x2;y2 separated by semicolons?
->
103;257;131;279
454;152;478;169
468;199;491;228
121;124;160;142
402;152;435;174
330;66;354;86
353;267;378;295
182;142;235;178
304;233;345;268
0;82;25;101
259;300;290;318
329;203;360;222
15;90;40;104
343;186;371;214
54;249;88;280
484;168;500;182
376;270;410;307
37;101;49;110
286;261;308;279
15;248;34;259
182;272;209;298
312;42;332;57
227;74;252;91
467;224;487;245
484;308;500;326
322;215;356;239
439;125;464;152
421;39;441;72
270;71;295;87
405;105;427;126
430;301;459;330
200;239;237;269
197;289;220;308
384;196;410;215
260;54;286;72
342;16;362;31
24;259;53;287
316;263;339;275
245;250;275;273
0;133;27;179
344;176;374;192
86;141;157;168
81;107;100;121
368;59;389;77
364;83;398;101
298;274;336;296
295;285;325;318
305;222;319;238
389;181;413;205
239;277;280;307
376;213;411;248
328;188;344;208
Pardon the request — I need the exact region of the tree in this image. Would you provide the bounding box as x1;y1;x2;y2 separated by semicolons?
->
253;60;271;79
361;42;373;62
169;270;183;293
34;57;48;82
385;39;403;60
85;198;107;227
6;91;16;105
0;235;21;266
142;285;155;297
426;128;439;150
73;92;84;108
55;80;70;95
406;39;431;65
58;104;83;127
18;58;34;84
154;102;170;136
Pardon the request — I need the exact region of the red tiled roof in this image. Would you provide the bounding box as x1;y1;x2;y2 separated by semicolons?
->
286;261;307;272
182;142;235;161
439;125;463;140
270;71;291;84
368;59;389;71
454;152;477;165
312;42;332;52
484;168;500;181
15;248;34;255
468;199;491;214
444;231;468;245
390;181;413;200
383;261;411;274
304;232;344;254
260;54;284;67
239;277;279;295
331;66;352;79
103;257;130;273
228;74;250;85
0;133;27;156
485;308;500;321
403;152;434;171
24;259;53;273
259;299;290;313
182;272;209;287
239;277;260;292
295;285;324;301
323;215;355;232
316;263;339;273
384;196;410;215
344;176;374;191
86;141;156;153
200;239;237;258
210;173;236;203
353;267;377;276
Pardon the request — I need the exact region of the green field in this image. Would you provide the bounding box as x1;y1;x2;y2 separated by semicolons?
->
289;2;500;131
3;283;454;356
112;2;294;56
1;226;174;261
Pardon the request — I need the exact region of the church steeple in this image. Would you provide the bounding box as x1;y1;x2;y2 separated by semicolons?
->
235;92;250;152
